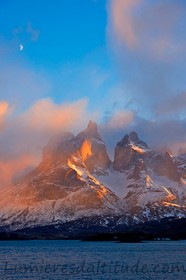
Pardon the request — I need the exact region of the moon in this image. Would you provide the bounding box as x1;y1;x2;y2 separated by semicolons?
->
19;44;24;51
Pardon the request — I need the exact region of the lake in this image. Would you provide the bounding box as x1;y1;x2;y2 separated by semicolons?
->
0;240;186;279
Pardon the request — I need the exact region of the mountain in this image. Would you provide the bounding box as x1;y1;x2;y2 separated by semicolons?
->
175;153;186;179
0;121;186;237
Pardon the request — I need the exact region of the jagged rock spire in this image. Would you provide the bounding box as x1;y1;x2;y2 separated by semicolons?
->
117;131;148;148
76;120;102;141
113;131;148;171
128;131;139;142
87;120;97;132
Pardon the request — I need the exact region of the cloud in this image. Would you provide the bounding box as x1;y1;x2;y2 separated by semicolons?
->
21;98;94;134
108;0;185;59
0;39;52;187
0;101;9;115
107;0;186;119
100;110;135;158
0;64;50;108
13;22;40;42
0;98;98;188
89;68;109;89
109;0;140;49
0;154;39;188
0;97;185;187
104;110;135;129
157;91;186;117
26;22;40;42
0;101;9;126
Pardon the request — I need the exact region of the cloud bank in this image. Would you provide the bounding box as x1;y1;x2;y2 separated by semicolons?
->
105;0;186;156
108;0;186;117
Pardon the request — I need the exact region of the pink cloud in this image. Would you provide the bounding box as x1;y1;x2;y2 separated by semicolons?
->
0;154;39;187
0;101;9;128
108;0;184;59
109;0;140;49
0;101;9;118
21;98;91;133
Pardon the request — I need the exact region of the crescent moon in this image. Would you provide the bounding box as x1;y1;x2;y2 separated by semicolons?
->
20;44;24;51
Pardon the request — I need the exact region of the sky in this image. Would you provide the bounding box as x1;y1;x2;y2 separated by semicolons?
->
0;0;186;186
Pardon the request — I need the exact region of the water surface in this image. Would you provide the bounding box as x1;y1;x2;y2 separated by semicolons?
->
0;240;185;279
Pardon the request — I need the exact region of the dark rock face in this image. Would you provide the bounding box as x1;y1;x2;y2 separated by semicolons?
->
175;153;186;179
146;152;180;182
116;131;148;149
85;140;111;173
113;131;180;182
128;159;147;180
113;144;136;170
113;131;148;171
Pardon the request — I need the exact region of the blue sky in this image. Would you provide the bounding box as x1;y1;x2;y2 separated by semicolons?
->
0;0;186;186
0;0;118;113
1;0;186;120
0;0;107;63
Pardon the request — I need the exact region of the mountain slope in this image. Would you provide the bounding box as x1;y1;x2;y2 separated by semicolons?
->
0;122;122;230
97;131;186;223
0;121;186;233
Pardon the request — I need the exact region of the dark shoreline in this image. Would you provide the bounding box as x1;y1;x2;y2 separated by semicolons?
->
0;217;186;241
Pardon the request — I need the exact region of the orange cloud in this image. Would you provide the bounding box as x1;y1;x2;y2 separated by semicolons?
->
0;154;39;187
0;101;9;127
21;98;95;134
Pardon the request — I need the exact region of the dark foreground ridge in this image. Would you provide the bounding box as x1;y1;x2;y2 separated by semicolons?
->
0;217;186;241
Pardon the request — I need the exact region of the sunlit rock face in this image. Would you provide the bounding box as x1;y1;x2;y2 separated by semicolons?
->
35;121;111;193
75;121;111;173
41;121;111;173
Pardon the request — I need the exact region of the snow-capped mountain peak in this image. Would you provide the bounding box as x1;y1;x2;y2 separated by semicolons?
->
0;122;185;232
